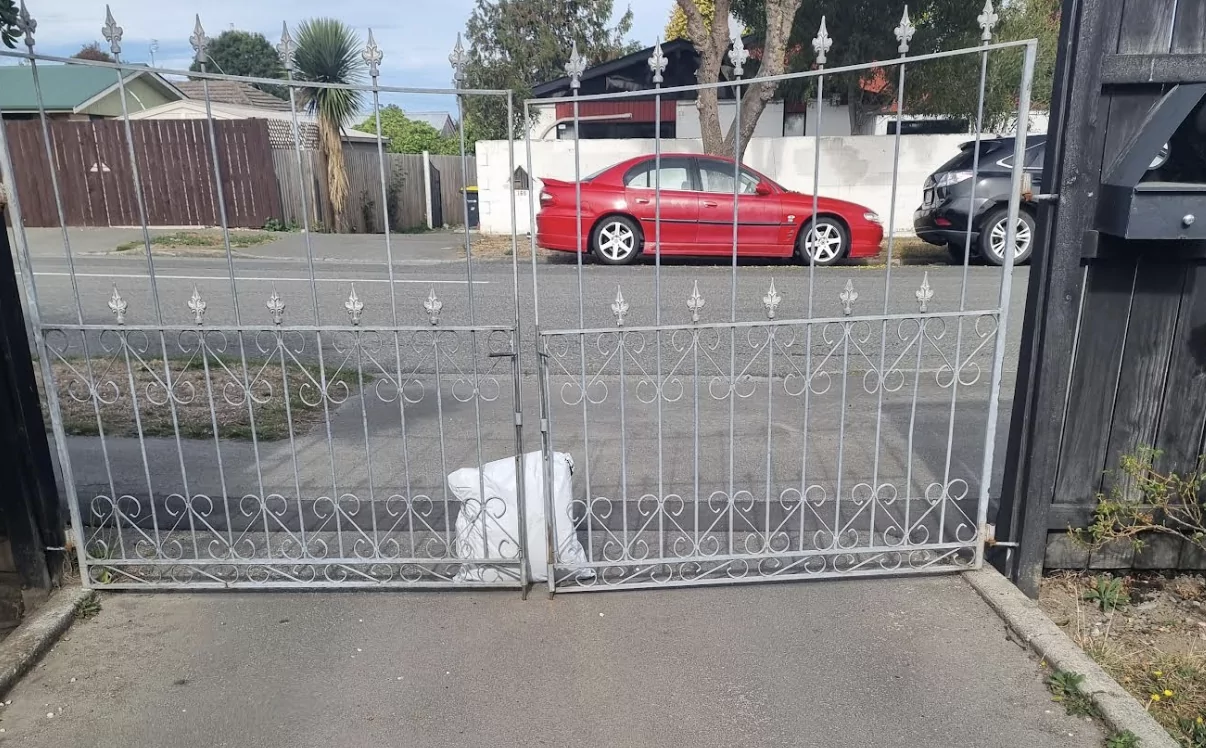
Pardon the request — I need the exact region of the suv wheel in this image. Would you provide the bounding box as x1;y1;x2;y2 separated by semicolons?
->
979;207;1035;266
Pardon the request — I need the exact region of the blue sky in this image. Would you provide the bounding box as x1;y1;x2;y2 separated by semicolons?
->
1;0;670;116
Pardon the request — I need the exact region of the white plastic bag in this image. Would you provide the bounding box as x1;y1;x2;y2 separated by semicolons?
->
448;451;591;583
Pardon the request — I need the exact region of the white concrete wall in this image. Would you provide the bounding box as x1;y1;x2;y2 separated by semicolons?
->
478;133;974;237
676;100;785;139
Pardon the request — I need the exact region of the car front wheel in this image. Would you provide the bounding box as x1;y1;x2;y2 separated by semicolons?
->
979;208;1035;266
592;216;641;265
797;217;849;266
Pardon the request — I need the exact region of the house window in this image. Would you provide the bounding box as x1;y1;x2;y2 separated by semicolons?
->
513;167;530;191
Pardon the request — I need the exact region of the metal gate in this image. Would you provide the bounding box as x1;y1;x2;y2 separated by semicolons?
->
526;11;1037;591
0;7;528;589
1;2;1036;594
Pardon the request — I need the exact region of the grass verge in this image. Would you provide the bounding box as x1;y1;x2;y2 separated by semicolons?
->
115;231;278;253
40;358;362;442
1042;572;1206;747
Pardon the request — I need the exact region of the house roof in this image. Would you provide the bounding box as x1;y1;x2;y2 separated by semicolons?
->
175;80;291;111
532;38;699;98
127;99;385;147
407;111;456;134
0;64;182;112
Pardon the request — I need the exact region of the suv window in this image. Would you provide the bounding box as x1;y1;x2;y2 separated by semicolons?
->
698;160;762;194
624;158;694;191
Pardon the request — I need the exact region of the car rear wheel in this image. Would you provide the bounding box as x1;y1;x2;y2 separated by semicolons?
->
797;217;849;266
592;216;641;265
979;207;1035;266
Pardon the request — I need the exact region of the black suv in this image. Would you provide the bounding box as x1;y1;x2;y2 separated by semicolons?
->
913;136;1046;266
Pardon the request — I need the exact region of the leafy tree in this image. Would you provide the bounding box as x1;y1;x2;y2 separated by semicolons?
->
732;0;984;135
294;18;365;231
72;42;114;63
460;0;638;142
1;0;20;49
677;0;804;159
190;30;286;98
906;0;1061;132
666;0;716;42
355;105;462;155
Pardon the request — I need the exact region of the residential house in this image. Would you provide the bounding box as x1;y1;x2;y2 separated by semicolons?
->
0;64;183;120
407;111;457;138
174;80;292;112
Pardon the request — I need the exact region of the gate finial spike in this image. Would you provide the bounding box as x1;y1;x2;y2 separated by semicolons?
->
15;0;36;51
916;272;933;313
894;6;915;56
362;28;383;79
812;16;832;66
449;33;468;87
102;5;123;58
266;285;285;325
648;37;667;85
839;279;858;316
345;284;364;326
189;15;208;65
277;22;295;72
565;40;587;91
729;34;749;78
187;285;207;325
762;279;782;319
424;287;443;325
611;286;628;326
108;285;127;325
687;280;705;323
978;0;999;42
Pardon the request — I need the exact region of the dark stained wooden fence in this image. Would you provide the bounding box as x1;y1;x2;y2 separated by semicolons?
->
4;119;281;229
996;0;1206;596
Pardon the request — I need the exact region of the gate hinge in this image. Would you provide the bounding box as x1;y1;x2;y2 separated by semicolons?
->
540;418;549;433
514;411;523;426
488;351;517;359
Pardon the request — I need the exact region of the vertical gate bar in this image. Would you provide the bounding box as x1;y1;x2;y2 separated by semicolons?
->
801;25;827;551
941;2;999;550
975;40;1036;566
870;41;910;546
271;320;307;557
113;46;199;561
2;35;107;579
196;327;235;556
902;314;927;545
279;25;330;558
195;51;275;558
364;29;403;559
569;46;594;589
652;42;665;558
525;101;559;593
279;31;344;561
505;92;530;594
617;292;629;566
727;68;743;556
454;77;492;580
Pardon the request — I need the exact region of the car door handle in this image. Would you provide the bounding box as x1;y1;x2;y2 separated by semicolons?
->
635;198;650;205
702;200;719;207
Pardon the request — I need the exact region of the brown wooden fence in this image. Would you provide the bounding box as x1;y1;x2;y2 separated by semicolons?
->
4;119;281;229
272;149;476;233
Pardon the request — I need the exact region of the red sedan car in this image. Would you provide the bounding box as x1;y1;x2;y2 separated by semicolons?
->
536;154;884;265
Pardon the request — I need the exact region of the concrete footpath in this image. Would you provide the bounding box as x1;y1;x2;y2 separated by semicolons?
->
0;576;1101;748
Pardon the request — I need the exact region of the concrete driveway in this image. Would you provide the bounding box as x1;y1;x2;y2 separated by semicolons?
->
0;575;1100;748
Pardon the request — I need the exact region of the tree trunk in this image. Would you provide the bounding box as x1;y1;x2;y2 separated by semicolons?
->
847;81;870;136
722;0;803;160
677;0;732;157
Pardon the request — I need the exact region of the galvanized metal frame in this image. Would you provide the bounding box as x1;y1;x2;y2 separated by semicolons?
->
0;6;527;590
526;7;1038;592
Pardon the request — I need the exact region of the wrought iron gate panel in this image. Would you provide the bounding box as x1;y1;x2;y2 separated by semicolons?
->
0;7;528;589
527;10;1039;591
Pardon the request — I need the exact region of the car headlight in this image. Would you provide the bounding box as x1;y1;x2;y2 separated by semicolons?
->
1149;142;1170;170
864;212;881;223
935;170;974;189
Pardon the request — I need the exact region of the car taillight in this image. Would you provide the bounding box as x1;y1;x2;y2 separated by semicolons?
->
540;190;554;207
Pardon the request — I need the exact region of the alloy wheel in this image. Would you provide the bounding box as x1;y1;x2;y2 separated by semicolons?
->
988;217;1032;262
597;221;636;262
805;223;844;263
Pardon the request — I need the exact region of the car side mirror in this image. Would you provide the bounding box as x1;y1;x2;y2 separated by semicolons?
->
755;182;772;196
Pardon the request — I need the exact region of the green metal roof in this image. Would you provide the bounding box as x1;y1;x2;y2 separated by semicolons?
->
0;65;142;112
